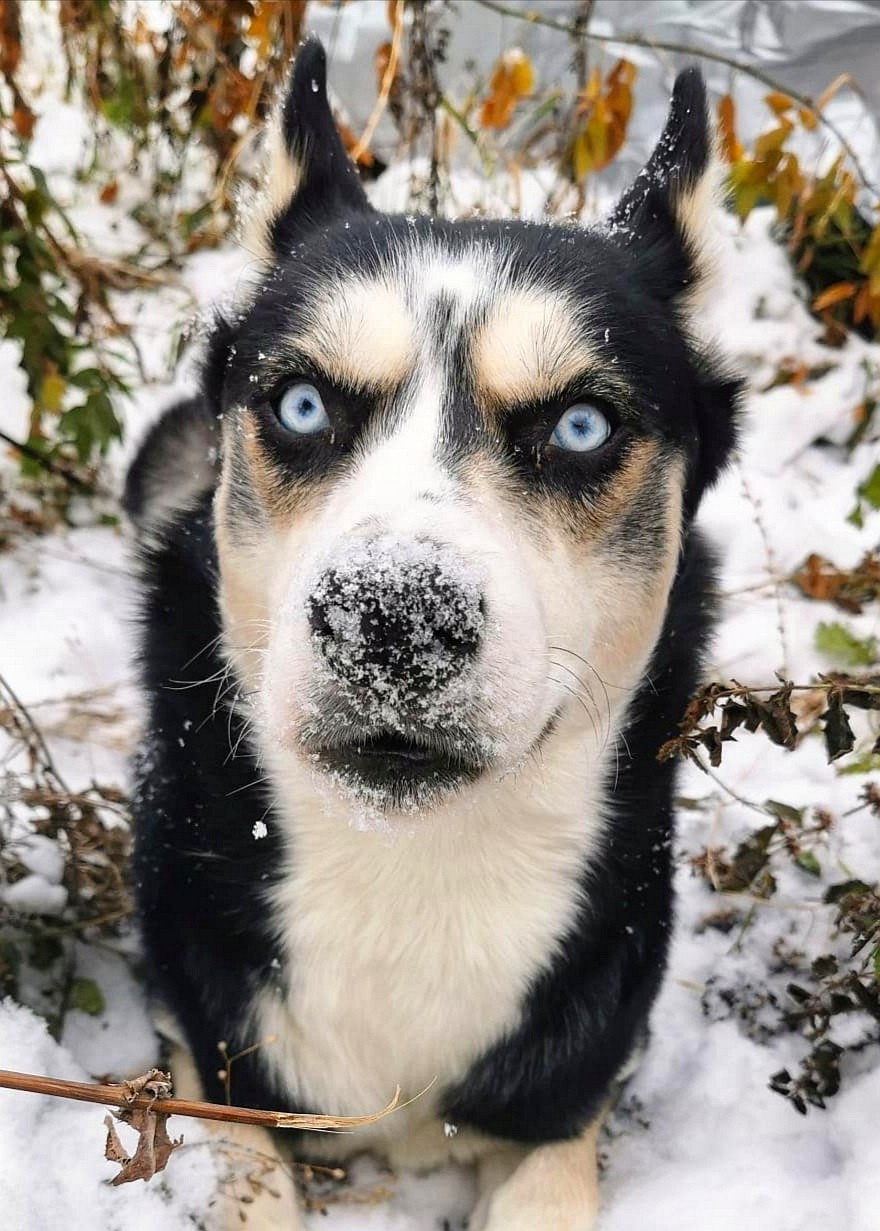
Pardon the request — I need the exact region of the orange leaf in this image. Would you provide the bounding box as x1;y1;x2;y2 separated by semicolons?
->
717;94;741;163
765;91;793;116
811;282;857;311
479;48;535;130
247;4;276;58
572;58;636;177
852;285;871;325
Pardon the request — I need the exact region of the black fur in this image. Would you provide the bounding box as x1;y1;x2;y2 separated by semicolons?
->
126;42;742;1149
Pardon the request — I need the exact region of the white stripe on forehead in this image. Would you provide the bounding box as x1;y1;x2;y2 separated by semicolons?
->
399;240;513;344
338;367;452;531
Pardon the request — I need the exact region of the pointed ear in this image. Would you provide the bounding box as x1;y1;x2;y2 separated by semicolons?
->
608;67;719;301
242;35;371;261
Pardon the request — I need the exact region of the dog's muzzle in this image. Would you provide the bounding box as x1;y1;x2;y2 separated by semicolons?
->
300;536;488;806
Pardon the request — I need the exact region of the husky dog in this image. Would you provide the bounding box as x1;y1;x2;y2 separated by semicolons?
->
125;35;740;1230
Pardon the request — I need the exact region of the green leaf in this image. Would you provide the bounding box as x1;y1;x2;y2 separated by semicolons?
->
815;621;878;667
837;751;880;775
69;977;105;1016
849;463;880;526
859;464;880;510
764;799;805;825
795;850;822;877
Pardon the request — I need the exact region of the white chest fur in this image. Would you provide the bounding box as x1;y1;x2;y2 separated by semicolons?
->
253;734;609;1163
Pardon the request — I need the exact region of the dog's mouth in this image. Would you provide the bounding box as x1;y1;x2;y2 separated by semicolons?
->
305;728;487;807
301;706;565;812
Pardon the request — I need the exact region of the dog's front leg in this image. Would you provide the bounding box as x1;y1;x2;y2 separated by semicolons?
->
474;1113;603;1231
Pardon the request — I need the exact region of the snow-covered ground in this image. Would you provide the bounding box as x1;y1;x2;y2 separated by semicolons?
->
2;25;880;1231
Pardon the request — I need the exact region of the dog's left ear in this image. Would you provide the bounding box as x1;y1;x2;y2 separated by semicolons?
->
611;69;741;511
608;67;718;302
243;35;371;260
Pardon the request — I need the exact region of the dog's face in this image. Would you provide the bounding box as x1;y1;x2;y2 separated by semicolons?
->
209;40;738;815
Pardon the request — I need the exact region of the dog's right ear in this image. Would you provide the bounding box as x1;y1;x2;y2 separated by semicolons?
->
243;35;371;260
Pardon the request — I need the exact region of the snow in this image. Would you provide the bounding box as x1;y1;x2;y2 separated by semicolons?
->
0;999;219;1231
2;22;880;1231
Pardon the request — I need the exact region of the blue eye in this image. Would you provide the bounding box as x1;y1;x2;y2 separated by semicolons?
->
550;403;612;453
276;382;330;435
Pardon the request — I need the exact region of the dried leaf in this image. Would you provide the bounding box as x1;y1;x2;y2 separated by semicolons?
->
104;1115;129;1164
754;685;798;749
479;48;534;130
571;58;636;178
821;692;856;762
109;1104;182;1185
717;94;742;163
812;281;857;312
791;552;880;614
765;91;794;115
0;0;22;77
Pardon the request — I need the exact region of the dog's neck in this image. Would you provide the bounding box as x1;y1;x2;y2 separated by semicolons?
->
244;714;618;1152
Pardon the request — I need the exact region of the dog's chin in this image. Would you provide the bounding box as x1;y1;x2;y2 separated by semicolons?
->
303;729;488;813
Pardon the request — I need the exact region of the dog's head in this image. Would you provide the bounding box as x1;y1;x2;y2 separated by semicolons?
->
209;37;739;816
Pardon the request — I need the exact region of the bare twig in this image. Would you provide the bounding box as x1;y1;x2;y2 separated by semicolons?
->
474;0;880;199
0;429;92;493
351;0;405;163
0;1068;402;1132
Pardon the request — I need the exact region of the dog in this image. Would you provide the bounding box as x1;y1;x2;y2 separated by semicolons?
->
124;35;740;1230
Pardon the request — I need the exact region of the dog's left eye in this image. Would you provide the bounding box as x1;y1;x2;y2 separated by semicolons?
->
276;383;330;435
550;403;613;453
550;403;612;452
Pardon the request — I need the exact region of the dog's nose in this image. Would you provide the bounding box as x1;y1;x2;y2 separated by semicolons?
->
307;539;484;700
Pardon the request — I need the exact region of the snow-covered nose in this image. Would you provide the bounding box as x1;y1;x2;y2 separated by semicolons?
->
306;536;485;702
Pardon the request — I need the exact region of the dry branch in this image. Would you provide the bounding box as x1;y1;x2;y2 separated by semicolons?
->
0;1067;401;1131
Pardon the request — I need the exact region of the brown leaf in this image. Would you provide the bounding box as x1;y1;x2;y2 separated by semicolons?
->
109;1105;182;1186
0;0;22;78
12;103;35;139
754;685;798;749
791;551;880;614
104;1115;129;1164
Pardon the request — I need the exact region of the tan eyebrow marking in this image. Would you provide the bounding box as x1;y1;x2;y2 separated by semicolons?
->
287;279;415;390
473;289;601;409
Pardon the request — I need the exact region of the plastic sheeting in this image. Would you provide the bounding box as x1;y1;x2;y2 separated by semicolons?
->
308;0;880;201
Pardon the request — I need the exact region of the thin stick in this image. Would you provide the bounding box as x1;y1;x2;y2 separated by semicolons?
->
474;0;880;199
0;1069;400;1132
0;429;92;493
351;0;405;163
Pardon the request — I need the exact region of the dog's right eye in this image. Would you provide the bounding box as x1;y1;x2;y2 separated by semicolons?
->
275;382;330;435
